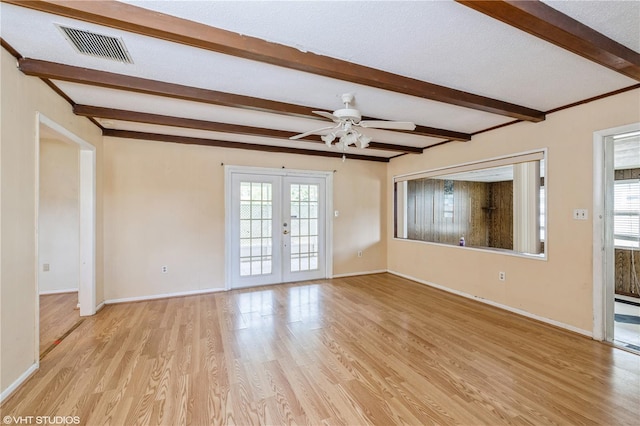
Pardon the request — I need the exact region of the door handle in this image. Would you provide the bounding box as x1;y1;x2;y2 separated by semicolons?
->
283;230;289;235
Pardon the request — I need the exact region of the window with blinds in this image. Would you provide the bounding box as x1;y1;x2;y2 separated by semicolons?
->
614;179;640;248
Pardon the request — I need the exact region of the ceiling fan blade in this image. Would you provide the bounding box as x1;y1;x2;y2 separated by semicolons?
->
359;120;416;131
313;111;340;122
289;126;337;140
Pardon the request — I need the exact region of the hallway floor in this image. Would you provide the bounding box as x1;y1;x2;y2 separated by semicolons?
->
614;295;640;350
39;292;81;358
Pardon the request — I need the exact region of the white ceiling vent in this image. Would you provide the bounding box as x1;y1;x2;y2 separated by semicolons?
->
57;25;133;64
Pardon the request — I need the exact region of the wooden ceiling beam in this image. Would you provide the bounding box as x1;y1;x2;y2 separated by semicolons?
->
456;0;640;81
19;59;468;142
0;37;22;59
6;0;545;122
74;105;424;153
103;129;390;163
18;58;313;116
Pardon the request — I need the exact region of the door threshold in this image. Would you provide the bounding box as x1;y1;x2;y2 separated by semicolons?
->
615;296;640;307
611;340;640;355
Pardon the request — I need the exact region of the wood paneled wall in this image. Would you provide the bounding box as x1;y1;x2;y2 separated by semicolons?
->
406;179;512;249
615;249;640;297
488;181;514;250
614;168;640;180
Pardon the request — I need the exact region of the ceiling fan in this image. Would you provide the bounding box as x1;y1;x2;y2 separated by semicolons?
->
290;93;416;149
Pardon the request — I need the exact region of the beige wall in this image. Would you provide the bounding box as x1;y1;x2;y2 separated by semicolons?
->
38;138;80;293
387;89;640;334
0;47;103;396
103;138;387;301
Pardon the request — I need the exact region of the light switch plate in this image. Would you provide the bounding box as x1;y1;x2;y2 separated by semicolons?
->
573;209;588;220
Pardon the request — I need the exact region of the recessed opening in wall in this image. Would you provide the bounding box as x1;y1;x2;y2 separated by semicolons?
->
394;151;546;257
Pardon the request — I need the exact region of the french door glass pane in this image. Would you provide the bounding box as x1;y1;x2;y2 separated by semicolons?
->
300;203;309;218
290;183;320;272
240;181;273;277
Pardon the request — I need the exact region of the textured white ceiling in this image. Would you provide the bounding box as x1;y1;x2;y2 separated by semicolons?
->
122;0;637;107
1;0;638;159
0;2;517;132
543;0;640;52
436;164;515;183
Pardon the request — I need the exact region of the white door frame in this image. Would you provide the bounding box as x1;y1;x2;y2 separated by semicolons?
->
224;165;333;290
592;122;640;341
36;114;96;345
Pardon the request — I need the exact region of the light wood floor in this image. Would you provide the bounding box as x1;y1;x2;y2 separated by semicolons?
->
3;274;639;425
39;292;80;356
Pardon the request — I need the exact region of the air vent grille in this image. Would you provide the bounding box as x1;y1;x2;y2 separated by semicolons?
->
58;25;133;64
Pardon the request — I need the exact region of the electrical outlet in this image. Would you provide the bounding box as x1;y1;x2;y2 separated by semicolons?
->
357;250;363;258
161;265;168;273
43;263;50;272
573;208;588;220
499;271;506;281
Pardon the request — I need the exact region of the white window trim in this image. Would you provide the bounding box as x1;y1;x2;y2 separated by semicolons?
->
392;149;548;261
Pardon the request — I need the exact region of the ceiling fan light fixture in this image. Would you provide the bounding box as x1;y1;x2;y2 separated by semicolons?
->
335;140;347;151
358;134;372;149
321;133;336;146
341;132;358;147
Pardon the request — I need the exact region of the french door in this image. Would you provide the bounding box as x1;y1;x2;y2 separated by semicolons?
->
227;169;329;289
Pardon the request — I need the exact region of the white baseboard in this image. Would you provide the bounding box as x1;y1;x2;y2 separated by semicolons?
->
387;270;593;338
95;301;105;312
39;288;78;295
0;362;38;404
105;287;226;305
331;269;387;279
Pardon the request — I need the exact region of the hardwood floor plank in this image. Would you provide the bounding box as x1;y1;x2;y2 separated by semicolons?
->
278;364;331;422
263;359;305;420
39;292;80;356
3;274;639;425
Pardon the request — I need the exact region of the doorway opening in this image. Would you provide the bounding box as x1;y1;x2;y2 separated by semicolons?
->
36;114;96;361
225;166;333;289
593;123;640;352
